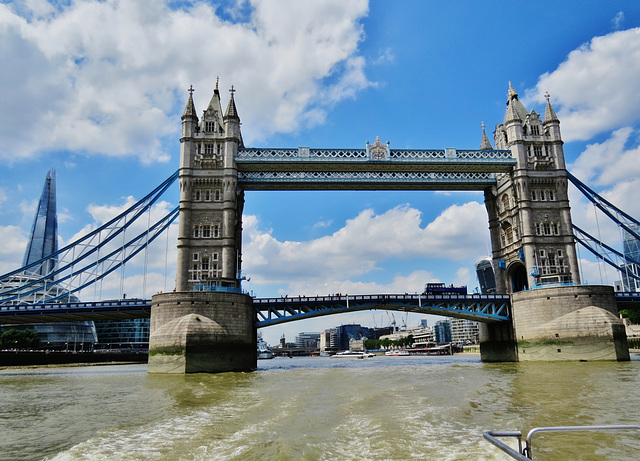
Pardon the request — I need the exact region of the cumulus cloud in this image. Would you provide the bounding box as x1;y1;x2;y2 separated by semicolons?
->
0;225;28;274
524;27;640;142
0;0;370;163
242;202;488;294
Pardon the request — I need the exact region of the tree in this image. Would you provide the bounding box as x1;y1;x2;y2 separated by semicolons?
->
0;329;40;349
620;309;640;324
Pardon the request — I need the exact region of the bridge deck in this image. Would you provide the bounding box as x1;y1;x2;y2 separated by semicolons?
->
254;293;512;326
2;293;637;326
235;148;516;190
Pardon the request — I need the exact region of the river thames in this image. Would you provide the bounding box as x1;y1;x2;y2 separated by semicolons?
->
1;354;639;460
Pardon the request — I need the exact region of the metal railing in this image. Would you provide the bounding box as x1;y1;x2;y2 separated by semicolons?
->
484;425;640;459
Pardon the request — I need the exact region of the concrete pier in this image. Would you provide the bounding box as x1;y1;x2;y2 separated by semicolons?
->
148;291;256;373
480;285;630;362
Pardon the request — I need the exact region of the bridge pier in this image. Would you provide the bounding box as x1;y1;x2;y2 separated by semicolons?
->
148;292;256;373
479;322;518;362
485;285;630;362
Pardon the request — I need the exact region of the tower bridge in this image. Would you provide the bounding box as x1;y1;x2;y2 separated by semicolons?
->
2;81;638;373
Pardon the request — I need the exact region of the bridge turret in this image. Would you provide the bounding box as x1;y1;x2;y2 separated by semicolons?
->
174;81;245;292
487;82;581;294
480;122;493;150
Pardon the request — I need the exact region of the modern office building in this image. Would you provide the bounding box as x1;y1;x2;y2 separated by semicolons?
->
433;319;452;344
295;332;320;348
620;224;640;292
475;257;496;294
320;324;376;351
450;318;479;344
94;319;150;350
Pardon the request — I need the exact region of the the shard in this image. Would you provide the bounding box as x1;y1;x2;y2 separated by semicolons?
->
22;169;58;278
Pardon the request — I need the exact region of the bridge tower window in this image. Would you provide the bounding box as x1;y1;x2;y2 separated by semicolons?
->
202;225;211;238
213;225;220;238
205;121;215;132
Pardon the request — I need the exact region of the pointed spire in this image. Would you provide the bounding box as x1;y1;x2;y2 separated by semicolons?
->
544;91;559;123
224;85;239;120
23;169;58;278
503;82;528;124
181;85;198;121
480;122;493;150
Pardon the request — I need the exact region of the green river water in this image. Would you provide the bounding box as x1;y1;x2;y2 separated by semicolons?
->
1;354;639;460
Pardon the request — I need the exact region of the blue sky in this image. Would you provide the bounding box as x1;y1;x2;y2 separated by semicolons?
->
2;1;640;345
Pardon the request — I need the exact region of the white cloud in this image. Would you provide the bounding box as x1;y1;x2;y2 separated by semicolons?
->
525;27;640;142
612;11;625;30
0;0;371;163
242;201;488;294
0;225;28;274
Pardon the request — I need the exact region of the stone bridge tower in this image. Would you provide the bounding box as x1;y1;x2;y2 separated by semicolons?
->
175;82;244;292
480;84;628;362
485;84;580;294
149;83;255;374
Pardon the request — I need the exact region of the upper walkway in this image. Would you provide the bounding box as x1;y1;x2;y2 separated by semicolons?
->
235;147;515;190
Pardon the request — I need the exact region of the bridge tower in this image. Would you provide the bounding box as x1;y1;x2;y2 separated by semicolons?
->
480;84;628;362
487;83;581;293
148;82;255;373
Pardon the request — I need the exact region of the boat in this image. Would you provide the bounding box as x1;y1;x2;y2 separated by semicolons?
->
331;351;375;358
257;337;274;359
385;349;410;356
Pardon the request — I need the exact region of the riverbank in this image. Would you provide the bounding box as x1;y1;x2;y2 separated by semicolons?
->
0;351;147;367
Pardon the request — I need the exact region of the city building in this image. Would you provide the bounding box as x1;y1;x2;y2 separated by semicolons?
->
620;224;640;292
433;319;452;344
475;257;496;294
450;318;479;344
94;318;150;350
320;324;375;351
295;332;320;348
0;170;97;350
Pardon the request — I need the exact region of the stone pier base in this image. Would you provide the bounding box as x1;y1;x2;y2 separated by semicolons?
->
511;285;629;362
148;291;256;373
479;321;518;362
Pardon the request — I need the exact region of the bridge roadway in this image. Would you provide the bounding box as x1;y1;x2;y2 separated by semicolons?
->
1;292;638;326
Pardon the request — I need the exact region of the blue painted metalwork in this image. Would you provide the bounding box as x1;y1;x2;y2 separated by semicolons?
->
614;292;640;310
236;147;514;162
573;224;640;284
568;172;640;245
253;293;511;327
0;172;179;305
0;299;152;325
235;147;516;190
2;291;637;325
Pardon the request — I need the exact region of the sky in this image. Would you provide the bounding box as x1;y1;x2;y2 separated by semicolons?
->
2;1;640;346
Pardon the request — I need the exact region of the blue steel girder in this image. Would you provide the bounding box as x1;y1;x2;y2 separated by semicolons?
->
235;148;515;191
253;293;511;327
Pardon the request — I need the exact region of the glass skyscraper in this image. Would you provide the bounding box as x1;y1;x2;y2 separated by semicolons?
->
475;257;497;294
621;224;640;292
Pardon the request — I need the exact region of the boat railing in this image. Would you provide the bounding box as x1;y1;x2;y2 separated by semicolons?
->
483;425;640;459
